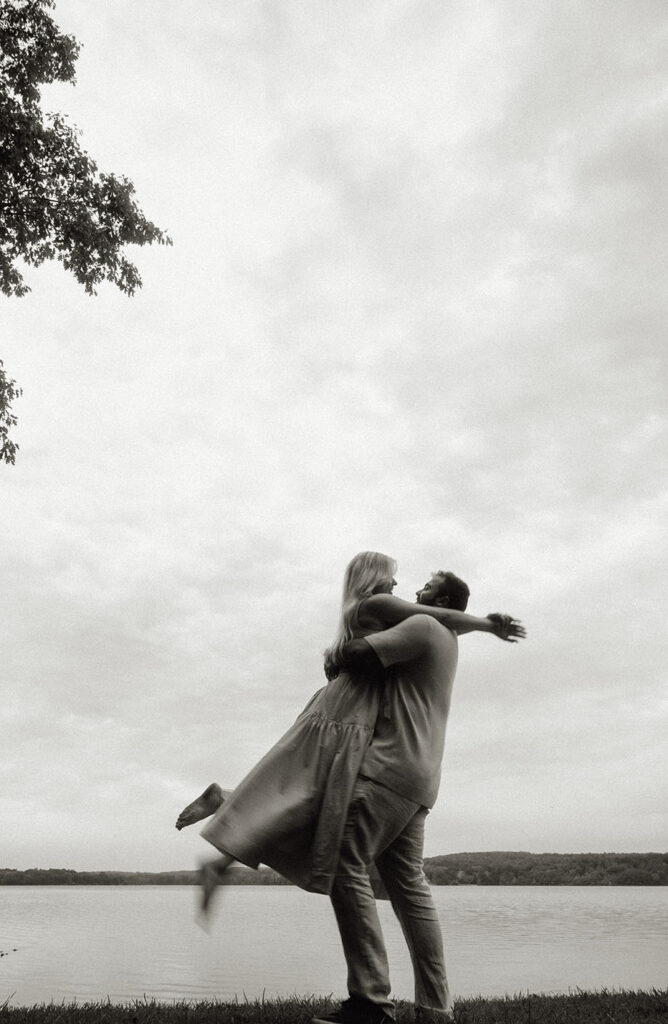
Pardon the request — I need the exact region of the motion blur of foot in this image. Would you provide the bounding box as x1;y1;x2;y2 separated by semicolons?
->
175;782;228;830
196;853;233;929
198;859;221;919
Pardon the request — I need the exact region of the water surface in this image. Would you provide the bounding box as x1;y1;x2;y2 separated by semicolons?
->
1;885;666;1006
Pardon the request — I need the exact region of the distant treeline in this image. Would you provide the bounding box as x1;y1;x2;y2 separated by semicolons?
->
0;865;290;886
423;851;668;885
1;852;666;886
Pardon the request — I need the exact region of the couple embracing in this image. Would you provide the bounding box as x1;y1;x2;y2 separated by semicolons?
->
176;551;525;1024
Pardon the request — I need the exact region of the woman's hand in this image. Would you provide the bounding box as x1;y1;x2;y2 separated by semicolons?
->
324;660;339;681
323;639;384;681
486;613;526;642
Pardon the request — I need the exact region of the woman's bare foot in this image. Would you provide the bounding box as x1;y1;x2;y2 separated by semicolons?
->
199;860;221;917
175;783;227;830
197;854;233;926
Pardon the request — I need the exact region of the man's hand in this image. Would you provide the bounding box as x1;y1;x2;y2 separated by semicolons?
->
486;613;526;643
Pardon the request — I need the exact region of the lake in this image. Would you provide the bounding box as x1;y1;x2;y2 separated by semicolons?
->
1;886;666;1007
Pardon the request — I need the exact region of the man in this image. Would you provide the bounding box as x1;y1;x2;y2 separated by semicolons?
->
313;572;524;1024
175;571;523;1016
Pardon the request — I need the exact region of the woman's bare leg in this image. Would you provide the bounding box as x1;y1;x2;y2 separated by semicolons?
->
175;783;227;830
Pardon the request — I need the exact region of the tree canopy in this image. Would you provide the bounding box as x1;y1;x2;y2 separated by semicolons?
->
0;0;172;462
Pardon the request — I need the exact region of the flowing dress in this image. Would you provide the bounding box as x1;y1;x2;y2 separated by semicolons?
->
200;618;384;895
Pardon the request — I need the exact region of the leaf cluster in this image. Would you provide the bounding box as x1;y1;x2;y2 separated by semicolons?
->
0;0;172;298
0;359;21;464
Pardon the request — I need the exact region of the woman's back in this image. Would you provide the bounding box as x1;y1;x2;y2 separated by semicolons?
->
299;599;385;728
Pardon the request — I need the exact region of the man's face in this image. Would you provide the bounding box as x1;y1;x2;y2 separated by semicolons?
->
415;576;445;606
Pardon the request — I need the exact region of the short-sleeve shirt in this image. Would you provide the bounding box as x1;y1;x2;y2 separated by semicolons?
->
361;616;459;808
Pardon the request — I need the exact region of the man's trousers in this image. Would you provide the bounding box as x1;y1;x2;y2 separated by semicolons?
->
329;775;452;1019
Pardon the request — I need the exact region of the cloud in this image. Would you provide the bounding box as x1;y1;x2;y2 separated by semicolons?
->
1;0;666;868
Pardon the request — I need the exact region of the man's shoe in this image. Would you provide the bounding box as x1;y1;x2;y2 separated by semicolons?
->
312;997;395;1024
415;1009;455;1024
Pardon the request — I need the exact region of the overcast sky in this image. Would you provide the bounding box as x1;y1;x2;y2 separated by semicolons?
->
2;0;666;872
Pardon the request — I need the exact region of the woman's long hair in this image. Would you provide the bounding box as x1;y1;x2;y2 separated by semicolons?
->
323;551;397;678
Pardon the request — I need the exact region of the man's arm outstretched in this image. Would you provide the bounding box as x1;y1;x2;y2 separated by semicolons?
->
335;612;525;678
360;593;525;640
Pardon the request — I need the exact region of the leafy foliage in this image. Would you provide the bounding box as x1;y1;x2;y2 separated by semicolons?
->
0;0;172;463
0;359;21;464
0;0;171;298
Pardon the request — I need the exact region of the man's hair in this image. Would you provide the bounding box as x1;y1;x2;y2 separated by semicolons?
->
432;571;470;611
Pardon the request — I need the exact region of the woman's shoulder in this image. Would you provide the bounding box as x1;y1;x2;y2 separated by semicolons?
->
354;595;391;635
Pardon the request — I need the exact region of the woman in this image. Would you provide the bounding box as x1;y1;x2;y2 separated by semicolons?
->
180;551;517;916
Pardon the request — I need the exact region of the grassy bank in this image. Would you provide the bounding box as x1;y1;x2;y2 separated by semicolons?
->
1;992;667;1024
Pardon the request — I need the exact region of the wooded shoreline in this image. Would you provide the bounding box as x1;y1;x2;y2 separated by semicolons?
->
2;851;666;886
